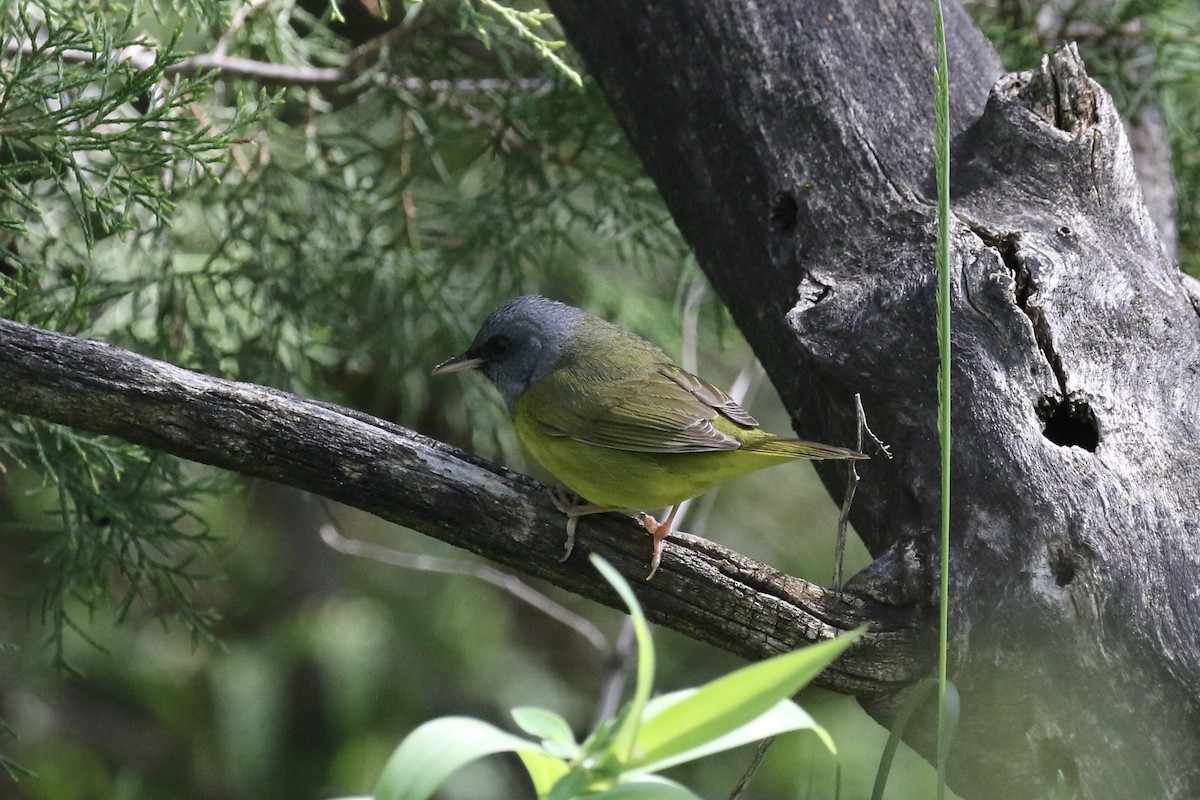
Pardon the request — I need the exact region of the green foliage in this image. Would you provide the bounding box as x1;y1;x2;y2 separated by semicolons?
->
461;0;583;85
361;555;858;800
2;420;225;664
0;715;32;781
0;0;698;786
0;1;266;656
0;3;256;268
0;0;689;661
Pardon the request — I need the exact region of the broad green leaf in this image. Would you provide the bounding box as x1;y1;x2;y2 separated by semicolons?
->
588;775;704;800
631;630;862;767
518;749;573;796
373;716;542;800
629;690;833;775
512;706;578;759
590;554;656;765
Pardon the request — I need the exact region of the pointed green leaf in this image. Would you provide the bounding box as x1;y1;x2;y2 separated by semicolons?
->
590;554;656;765
579;711;623;760
630;690;832;774
588;775;704;800
631;630;861;767
373;716;544;800
512;706;578;758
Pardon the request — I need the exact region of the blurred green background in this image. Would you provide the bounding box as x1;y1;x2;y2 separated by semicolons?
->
1;0;1196;797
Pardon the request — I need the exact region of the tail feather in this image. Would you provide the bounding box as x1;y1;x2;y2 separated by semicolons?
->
746;437;868;460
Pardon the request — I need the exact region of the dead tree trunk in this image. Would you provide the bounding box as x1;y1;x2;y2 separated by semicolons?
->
547;1;1200;798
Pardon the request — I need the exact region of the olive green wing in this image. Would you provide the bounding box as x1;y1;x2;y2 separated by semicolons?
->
527;361;759;454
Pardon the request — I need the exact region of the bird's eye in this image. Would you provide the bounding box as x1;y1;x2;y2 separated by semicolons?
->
488;336;511;357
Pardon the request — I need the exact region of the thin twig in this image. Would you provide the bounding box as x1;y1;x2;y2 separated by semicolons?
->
592;616;636;728
834;393;891;590
686;362;763;539
213;0;272;60
680;275;706;375
673;278;764;537
2;34;552;94
319;523;612;658
727;734;776;799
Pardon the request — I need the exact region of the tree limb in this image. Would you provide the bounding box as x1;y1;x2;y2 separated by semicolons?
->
1;29;551;94
0;316;931;697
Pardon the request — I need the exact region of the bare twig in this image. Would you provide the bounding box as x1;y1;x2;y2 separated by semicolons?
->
213;0;272;60
727;734;776;799
320;523;612;657
834;393;891;590
592;617;636;727
1;32;553;94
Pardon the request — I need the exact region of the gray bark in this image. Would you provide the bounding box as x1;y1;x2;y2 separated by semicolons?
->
547;1;1200;798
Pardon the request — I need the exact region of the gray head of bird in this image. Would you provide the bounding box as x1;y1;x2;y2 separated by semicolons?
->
432;294;587;411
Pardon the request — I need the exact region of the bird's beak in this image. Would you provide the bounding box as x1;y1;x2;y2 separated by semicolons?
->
431;353;485;376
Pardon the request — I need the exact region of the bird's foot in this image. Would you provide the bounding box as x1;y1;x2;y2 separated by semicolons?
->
549;487;614;562
636;503;682;580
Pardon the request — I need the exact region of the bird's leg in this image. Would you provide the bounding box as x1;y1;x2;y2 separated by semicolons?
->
549;487;617;562
636;503;682;580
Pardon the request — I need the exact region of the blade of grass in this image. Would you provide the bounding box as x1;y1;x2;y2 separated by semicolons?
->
869;678;937;800
931;0;954;797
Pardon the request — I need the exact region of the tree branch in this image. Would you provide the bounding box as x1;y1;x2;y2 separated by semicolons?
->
1;28;552;94
0;316;932;697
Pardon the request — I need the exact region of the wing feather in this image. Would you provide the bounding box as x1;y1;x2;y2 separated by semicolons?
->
527;356;760;454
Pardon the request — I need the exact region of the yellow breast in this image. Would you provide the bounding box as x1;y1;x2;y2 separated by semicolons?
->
513;394;789;510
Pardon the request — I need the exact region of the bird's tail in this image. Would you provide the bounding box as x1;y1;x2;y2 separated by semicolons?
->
746;438;868;460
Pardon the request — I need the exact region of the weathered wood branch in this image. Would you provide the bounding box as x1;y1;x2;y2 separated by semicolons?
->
548;1;1200;798
0;316;930;696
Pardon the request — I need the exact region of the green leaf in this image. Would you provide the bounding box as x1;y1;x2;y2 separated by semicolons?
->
936;680;961;780
518;749;573;796
588;776;705;800
931;0;954;797
871;678;938;800
590;554;656;765
630;690;832;774
544;767;595;800
373;716;545;800
630;630;862;768
512;706;578;759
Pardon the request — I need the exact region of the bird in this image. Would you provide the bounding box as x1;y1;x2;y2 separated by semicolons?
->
433;295;867;578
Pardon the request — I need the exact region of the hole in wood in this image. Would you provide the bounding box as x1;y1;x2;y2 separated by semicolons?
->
1038;395;1099;452
1049;549;1076;587
769;190;798;231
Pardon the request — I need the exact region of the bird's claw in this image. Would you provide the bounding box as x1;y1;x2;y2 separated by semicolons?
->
559;513;577;562
637;511;669;580
549;487;613;562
